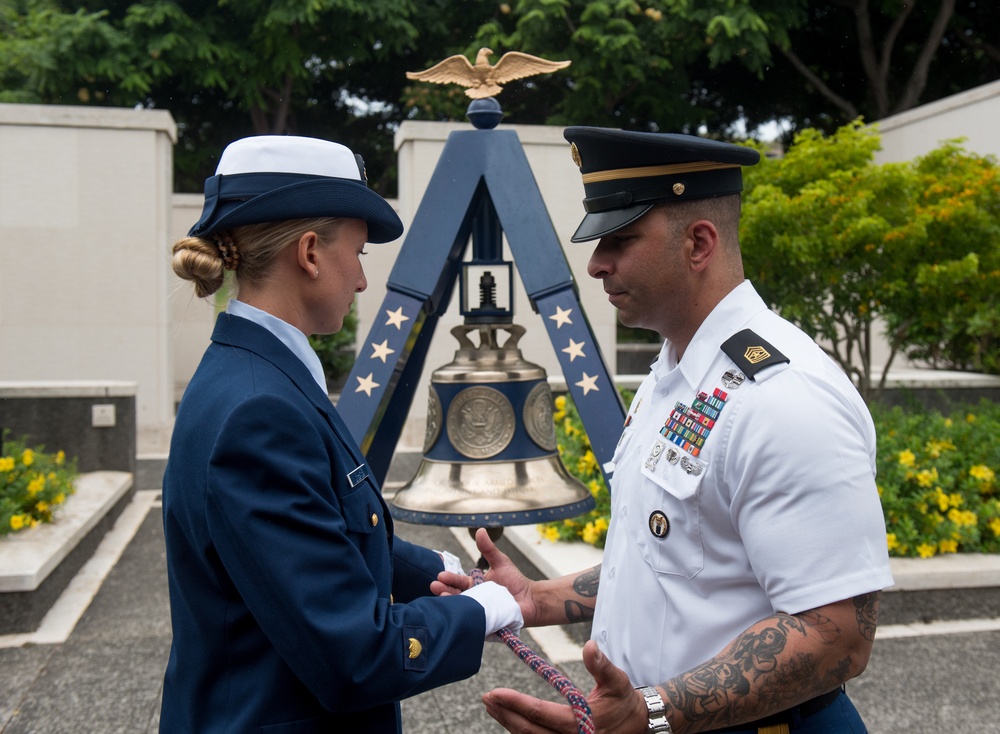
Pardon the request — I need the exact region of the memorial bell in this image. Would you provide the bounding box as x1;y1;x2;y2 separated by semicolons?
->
390;200;595;528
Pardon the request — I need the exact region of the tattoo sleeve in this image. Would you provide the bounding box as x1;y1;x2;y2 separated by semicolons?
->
660;594;875;731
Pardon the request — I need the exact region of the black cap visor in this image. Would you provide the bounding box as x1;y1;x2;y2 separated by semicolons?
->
570;203;654;243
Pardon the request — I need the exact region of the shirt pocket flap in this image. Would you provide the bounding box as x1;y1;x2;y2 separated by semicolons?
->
638;438;707;500
340;483;380;535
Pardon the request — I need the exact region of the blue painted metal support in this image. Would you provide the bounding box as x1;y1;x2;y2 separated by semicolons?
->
338;128;626;487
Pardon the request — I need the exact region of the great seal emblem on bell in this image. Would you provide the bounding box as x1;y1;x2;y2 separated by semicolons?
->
446;385;516;459
523;382;557;451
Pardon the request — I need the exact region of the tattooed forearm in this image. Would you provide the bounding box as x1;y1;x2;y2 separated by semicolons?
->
572;565;601;597
562;565;600;622
660;610;851;729
853;591;879;642
565;600;595;622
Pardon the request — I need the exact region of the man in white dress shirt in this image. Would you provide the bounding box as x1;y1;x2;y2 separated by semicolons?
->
437;127;893;734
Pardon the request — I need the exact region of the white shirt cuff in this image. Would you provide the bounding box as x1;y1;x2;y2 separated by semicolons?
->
461;581;523;639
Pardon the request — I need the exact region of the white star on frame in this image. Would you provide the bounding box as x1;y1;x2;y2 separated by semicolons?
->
562;338;586;362
355;373;380;397
370;339;395;363
384;307;410;329
575;372;599;395
548;306;573;328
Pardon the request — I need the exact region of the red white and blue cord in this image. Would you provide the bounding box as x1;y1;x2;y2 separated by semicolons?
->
470;567;595;734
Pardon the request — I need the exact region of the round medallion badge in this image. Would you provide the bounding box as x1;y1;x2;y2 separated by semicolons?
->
648;511;670;539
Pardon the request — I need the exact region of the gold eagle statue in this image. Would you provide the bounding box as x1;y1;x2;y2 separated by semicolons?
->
406;47;571;99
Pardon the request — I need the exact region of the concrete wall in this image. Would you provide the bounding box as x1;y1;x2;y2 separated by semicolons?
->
0;104;176;455
0;381;136;475
167;193;216;407
875;79;1000;164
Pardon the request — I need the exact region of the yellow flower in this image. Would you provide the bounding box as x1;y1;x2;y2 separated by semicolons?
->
541;525;560;542
917;543;937;558
934;488;949;512
947;508;978;527
27;475;45;496
898;449;916;468
938;539;958;554
0;456;14;472
588;479;603;497
877;485;884;497
54;493;65;505
989;518;1000;537
969;465;995;483
562;417;578;437
21;449;34;467
576;450;598;475
949;493;963;509
581;522;598;545
36;500;50;513
10;515;26;530
55;450;65;465
886;533;899;551
924;438;955;458
966;413;976;423
554;395;566;411
915;468;938;488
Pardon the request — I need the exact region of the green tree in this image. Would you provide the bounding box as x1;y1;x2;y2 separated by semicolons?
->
4;1;996;193
0;0;493;191
741;121;1000;399
413;1;998;138
884;143;1000;374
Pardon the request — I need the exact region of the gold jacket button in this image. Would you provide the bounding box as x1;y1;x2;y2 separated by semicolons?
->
408;638;422;659
370;513;379;527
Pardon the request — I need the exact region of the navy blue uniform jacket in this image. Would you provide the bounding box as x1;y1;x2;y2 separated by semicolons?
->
160;313;485;733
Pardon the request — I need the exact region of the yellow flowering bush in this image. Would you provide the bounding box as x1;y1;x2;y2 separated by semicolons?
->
0;436;78;537
544;394;999;558
540;390;632;549
874;399;999;558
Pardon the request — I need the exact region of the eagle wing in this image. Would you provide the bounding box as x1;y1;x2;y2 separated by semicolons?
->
489;52;571;84
405;54;479;87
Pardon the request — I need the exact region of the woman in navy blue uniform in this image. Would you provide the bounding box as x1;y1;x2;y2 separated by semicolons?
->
161;135;520;733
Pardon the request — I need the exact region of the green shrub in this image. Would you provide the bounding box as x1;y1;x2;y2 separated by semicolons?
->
0;436;78;536
546;394;1000;558
872;399;999;557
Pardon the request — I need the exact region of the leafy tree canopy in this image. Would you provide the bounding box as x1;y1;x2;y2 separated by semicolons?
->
741;121;1000;397
1;0;997;193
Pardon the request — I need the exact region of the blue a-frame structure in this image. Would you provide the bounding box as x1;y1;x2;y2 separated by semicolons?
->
337;126;626;487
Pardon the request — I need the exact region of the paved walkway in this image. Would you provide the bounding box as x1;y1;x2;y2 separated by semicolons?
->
2;490;999;733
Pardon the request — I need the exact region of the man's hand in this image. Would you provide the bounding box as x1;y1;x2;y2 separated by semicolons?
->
483;640;650;733
431;528;541;625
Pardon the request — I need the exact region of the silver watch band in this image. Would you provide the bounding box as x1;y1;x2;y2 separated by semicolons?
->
637;685;672;733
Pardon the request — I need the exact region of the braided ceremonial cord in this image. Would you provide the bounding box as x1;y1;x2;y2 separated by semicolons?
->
470;568;595;734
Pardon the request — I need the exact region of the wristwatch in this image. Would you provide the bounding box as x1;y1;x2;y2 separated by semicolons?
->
637;685;673;732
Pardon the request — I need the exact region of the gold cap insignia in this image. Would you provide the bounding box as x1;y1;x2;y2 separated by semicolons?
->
408;638;423;659
744;346;771;364
672;183;685;196
570;142;582;168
